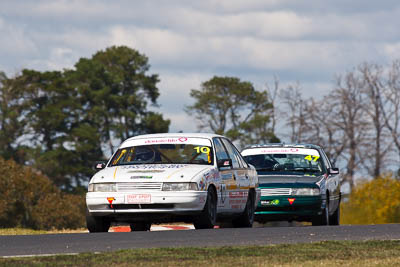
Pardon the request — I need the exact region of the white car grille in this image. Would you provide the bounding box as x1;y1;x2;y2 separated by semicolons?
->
261;188;291;196
117;182;163;192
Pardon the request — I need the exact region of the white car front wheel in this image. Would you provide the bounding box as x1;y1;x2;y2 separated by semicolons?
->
86;209;111;233
193;187;217;229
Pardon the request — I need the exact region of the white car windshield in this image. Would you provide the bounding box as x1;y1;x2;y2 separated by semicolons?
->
243;148;325;176
109;143;214;166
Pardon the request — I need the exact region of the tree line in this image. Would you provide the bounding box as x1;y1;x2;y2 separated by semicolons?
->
186;62;400;191
275;62;400;190
1;45;399;193
0;46;170;191
2;45;400;229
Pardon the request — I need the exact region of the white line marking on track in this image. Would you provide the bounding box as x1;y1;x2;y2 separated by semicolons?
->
2;253;80;258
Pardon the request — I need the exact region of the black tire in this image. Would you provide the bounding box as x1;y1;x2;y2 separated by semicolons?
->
194;187;217;229
329;205;340;225
86;209;110;233
312;199;329;226
130;222;151;231
233;191;255;228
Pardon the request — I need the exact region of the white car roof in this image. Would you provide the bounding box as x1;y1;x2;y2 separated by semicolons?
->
126;133;223;140
119;133;224;148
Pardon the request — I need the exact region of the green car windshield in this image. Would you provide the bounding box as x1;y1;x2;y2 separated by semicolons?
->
243;152;325;176
109;144;214;166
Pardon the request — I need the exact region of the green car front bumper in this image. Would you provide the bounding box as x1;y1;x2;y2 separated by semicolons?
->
255;195;324;223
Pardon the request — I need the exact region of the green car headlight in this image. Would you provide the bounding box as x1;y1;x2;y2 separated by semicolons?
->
162;182;198;191
88;183;116;192
292;188;320;196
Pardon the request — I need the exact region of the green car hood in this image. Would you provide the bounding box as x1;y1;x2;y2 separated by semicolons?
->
258;174;323;188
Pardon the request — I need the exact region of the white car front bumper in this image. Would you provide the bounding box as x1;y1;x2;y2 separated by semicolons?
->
86;190;208;215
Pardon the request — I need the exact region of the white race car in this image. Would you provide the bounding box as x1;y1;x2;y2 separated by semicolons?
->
86;133;260;232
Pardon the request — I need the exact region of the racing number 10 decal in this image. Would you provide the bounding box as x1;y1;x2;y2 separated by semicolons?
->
194;146;211;163
194;146;210;154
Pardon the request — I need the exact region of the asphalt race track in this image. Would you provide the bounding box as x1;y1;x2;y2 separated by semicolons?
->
1;224;400;257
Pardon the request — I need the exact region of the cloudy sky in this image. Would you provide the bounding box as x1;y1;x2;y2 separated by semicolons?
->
1;0;400;134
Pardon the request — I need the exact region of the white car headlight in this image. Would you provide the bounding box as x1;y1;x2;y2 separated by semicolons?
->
162;182;198;191
291;188;320;196
88;183;116;192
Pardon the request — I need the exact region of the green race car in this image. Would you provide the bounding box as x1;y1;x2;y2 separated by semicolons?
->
241;144;341;226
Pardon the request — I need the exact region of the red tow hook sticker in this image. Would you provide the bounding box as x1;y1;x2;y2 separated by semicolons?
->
107;197;116;208
288;198;295;205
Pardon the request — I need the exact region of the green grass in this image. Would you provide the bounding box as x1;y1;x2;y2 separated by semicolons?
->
1;240;400;266
0;228;87;235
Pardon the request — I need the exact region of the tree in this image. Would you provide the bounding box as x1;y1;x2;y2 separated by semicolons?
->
273;81;347;167
0;72;29;164
0;46;170;190
341;174;400;225
264;76;280;137
278;62;400;189
358;63;392;178
0;157;85;229
185;76;278;147
300;97;346;167
276;71;370;190
9;69;100;189
71;46;170;155
380;60;400;163
324;73;370;190
279;83;308;143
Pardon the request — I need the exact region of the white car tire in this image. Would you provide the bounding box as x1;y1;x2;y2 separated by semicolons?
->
86;209;111;233
193;187;217;229
233;191;255;228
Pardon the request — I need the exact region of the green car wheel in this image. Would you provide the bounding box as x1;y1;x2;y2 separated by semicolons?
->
312;201;329;226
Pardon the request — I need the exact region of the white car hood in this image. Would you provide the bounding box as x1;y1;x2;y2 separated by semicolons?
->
90;164;213;183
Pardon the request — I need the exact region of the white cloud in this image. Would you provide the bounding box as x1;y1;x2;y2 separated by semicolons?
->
108;24;378;75
383;42;400;59
57;30;110;54
299;81;333;99
0;16;39;74
163;112;198;133
154;72;211;133
33;0;109;17
109;26;188;62
157;72;205;102
2;0;113;20
27;47;76;71
178;0;287;13
162;9;313;39
0;20;37;55
1;0;400;135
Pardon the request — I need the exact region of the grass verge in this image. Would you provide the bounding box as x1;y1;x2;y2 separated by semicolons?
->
1;240;400;266
0;228;87;235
